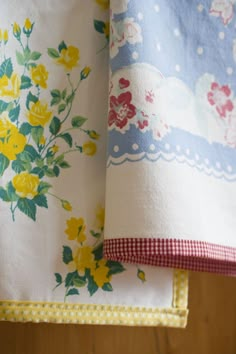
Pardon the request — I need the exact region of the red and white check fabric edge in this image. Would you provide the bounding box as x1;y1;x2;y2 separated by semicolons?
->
103;239;236;276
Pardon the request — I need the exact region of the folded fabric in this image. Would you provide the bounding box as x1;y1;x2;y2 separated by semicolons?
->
104;0;236;276
0;0;188;327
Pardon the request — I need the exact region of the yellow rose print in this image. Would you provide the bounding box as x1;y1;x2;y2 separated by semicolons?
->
27;101;52;126
0;73;21;100
95;205;105;230
61;200;72;211
91;260;111;288
137;269;146;283
82;140;97;156
31;64;48;89
12;172;40;199
73;246;96;274
65;217;87;243
0;115;26;160
57;46;80;71
95;0;109;10
13;22;21;38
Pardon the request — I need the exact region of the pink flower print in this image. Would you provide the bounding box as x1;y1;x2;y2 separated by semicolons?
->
119;78;130;89
209;0;235;25
108;91;136;129
145;90;155;104
137;111;149;130
207;82;234;118
225;111;236;147
152;116;169;140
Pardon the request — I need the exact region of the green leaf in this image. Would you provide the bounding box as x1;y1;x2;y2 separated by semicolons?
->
30;167;44;178
51;89;61;98
6;182;18;201
73;275;87;288
58;103;66;114
0;154;9;176
31;126;43;145
16;51;25;65
0;100;8;113
86;270;99;296
23;47;31;61
67;288;79;296
38;181;52;194
0;187;10;202
54;154;64;164
17;198;36;221
59;133;72;147
24;145;40;161
58;41;67;53
53;165;60;177
93;243;103;261
58;160;70;168
26;91;38;110
26;62;37;69
55;273;62;284
66;92;74;104
71;116;87;128
12;160;28;173
30;51;41;60
35;158;44;168
47;48;60;59
9;105;20;122
65;271;77;287
19;122;32;136
63;246;73;264
102;282;113;292
33;194;48;208
50;97;61;106
94;20;106;34
90;230;101;239
0;58;13;78
61;88;67;100
106;260;126;276
20;75;32;90
44;168;56;177
49;116;61;135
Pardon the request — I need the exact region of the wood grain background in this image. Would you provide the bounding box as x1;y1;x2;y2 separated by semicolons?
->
1;271;236;354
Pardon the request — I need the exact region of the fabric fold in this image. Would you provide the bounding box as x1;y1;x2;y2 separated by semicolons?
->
104;0;236;276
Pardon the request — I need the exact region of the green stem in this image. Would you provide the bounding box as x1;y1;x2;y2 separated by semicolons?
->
10;203;17;222
96;41;109;55
47;192;62;201
63;148;82;155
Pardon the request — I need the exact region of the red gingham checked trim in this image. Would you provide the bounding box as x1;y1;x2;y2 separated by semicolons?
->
103;239;236;276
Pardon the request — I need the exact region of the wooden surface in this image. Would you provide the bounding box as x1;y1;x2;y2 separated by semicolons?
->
1;271;236;354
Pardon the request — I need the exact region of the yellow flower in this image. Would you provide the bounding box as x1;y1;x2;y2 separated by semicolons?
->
3;30;8;43
91;260;111;288
27;101;52;127
80;66;91;80
65;217;87;243
95;0;109;10
0;73;21;101
31;64;48;89
0;115;26;160
137;269;146;283
95;205;105;230
49;144;59;154
82;141;97;156
39;136;46;145
0;30;2;42
13;22;21;38
104;22;110;38
73;246;96;274
57;46;80;71
12;172;40;199
24;18;33;35
88;130;100;140
61;200;72;211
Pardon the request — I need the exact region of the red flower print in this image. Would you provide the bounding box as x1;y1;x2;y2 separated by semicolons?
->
137;111;149;129
145;90;155;104
108;91;136;129
207;82;234;118
119;78;130;89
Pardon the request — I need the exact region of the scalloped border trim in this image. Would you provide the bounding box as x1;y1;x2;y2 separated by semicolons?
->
0;270;188;327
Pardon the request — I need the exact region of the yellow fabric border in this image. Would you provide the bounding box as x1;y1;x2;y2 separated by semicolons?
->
0;270;189;327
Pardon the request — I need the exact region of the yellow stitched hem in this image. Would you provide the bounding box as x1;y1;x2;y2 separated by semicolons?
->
0;270;188;327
